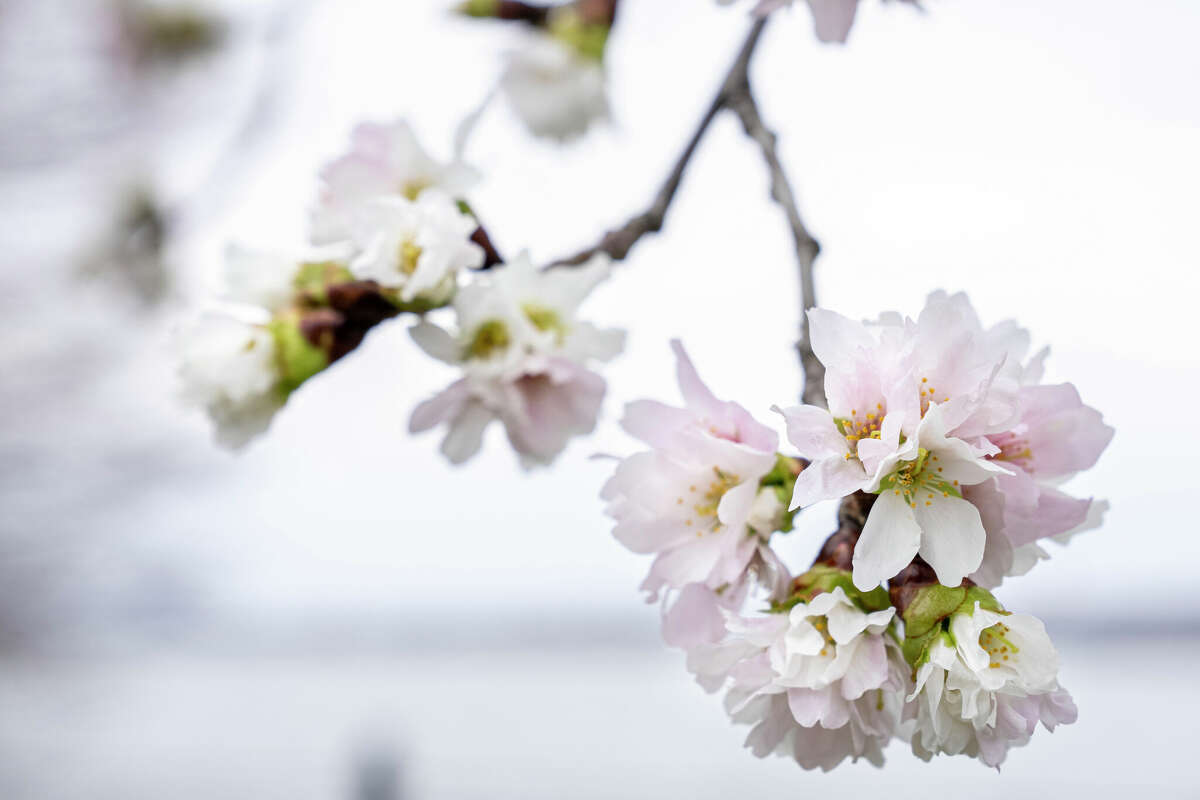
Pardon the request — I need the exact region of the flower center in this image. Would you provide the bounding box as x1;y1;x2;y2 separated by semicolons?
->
400;179;431;201
989;431;1033;469
465;319;511;360
396;239;423;276
678;466;740;537
522;303;567;342
919;376;952;417
835;403;885;458
811;615;834;657
877;448;961;508
980;622;1019;669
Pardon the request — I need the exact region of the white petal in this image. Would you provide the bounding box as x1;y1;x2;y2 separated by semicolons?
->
914;495;987;587
852;491;922;590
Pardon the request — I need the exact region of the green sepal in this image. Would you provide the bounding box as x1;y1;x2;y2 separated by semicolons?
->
455;0;500;18
547;9;609;61
771;565;891;615
901;584;967;639
963;585;1006;615
901;627;939;668
294;260;353;305
268;313;329;397
759;454;802;534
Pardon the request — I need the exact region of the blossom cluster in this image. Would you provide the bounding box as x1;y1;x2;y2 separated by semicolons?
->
177;118;623;465
603;292;1111;769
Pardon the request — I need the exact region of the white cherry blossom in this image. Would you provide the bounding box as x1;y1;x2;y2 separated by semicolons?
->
409;253;623;467
348;191;484;305
905;604;1077;768
688;587;906;770
312;119;479;244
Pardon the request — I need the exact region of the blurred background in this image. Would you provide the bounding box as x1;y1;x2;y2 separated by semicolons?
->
1;0;1198;796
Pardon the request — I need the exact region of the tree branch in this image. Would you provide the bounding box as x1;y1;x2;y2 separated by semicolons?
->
551;18;768;267
552;17;826;409
724;84;825;408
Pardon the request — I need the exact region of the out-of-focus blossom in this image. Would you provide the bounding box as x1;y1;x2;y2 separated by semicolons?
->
348;191;485;306
905;601;1076;768
312;119;479;244
409;253;623;467
501;32;609;142
176;312;284;449
688;585;905;770
603;341;794;646
718;0;919;45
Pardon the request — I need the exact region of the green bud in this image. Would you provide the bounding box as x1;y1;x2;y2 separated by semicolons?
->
760;454;803;534
268;313;329;397
547;8;609;62
456;0;501;18
898;583;1007;670
293;260;354;306
773;565;891;615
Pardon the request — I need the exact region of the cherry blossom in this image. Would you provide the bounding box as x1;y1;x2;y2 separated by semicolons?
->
688;586;905;770
602;341;787;646
409;253;623;466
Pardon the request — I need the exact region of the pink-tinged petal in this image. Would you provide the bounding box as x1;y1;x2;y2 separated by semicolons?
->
717;479;759;527
744;698;792;757
787;686;832;727
661;584;726;648
838;635;888;700
791;457;867;509
409;379;469;433
808;308;876;368
647;536;724;588
1040;688;1078;730
805;0;860;43
671;339;722;417
853;490;922;590
503;362;605;464
1004;484;1091;548
619;399;696;449
440;402;493;464
914;495;986;587
666;341;778;451
1020;384;1114;477
773;404;848;459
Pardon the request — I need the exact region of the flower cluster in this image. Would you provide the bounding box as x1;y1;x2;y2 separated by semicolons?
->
177;118;622;464
604;292;1110;769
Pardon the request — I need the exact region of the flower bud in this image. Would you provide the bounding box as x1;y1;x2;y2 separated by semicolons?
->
268;311;330;397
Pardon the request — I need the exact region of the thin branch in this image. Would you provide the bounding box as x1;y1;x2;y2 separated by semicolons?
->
725;85;825;407
551;18;768;267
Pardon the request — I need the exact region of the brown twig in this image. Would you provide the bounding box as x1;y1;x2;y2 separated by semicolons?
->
551;18;769;267
552;17;826;409
725;87;824;408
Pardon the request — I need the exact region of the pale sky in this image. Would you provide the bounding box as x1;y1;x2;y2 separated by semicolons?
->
7;0;1199;635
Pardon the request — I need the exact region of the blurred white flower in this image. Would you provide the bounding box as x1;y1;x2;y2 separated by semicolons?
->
348;191;484;305
718;0;918;45
312;119;479;244
409;252;624;466
501;33;608;142
176;312;282;449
